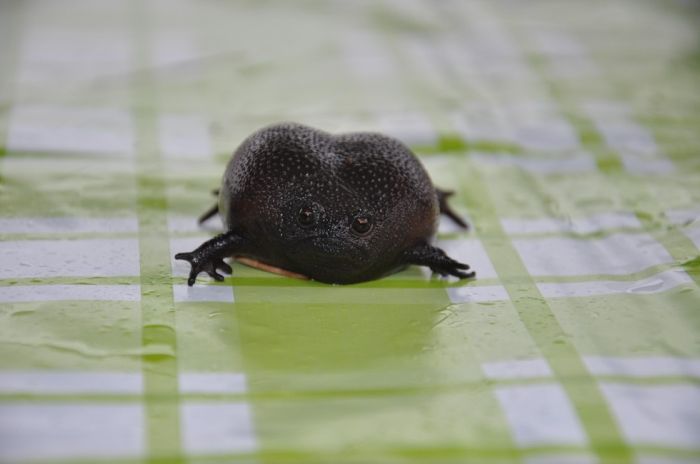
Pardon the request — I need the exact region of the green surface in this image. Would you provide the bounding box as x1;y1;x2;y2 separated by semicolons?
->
1;1;700;463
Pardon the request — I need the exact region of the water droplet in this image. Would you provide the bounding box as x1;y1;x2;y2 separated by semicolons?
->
626;278;664;294
10;309;35;318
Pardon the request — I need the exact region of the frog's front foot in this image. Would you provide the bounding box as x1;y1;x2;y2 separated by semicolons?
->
175;251;232;285
174;232;247;286
403;243;476;279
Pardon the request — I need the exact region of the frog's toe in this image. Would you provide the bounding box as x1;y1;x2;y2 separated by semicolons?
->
204;267;225;282
431;261;475;279
403;243;476;280
175;232;247;286
217;260;233;274
174;251;194;262
174;253;196;284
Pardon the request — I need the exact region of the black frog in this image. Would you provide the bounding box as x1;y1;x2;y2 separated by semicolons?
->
175;122;475;285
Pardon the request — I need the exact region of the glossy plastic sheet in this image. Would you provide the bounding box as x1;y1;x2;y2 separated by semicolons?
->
1;1;699;463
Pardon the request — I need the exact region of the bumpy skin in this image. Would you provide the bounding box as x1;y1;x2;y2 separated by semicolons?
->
175;123;474;285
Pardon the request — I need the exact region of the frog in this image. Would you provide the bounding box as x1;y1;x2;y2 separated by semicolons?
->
175;122;475;285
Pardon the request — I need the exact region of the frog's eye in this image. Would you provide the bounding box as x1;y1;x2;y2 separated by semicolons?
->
351;216;373;236
298;206;317;227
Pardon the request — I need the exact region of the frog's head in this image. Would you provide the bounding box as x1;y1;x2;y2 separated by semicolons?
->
269;195;384;283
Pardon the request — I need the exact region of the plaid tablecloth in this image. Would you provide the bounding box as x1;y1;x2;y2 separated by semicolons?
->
1;1;699;463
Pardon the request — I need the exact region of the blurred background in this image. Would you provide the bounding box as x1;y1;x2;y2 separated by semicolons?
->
1;1;699;463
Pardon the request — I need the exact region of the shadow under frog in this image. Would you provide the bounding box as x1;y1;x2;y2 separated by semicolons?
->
234;283;447;392
231;281;455;449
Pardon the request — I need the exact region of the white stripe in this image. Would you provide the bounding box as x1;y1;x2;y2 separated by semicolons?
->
512;233;673;276
472;152;596;174
342;30;395;80
0;285;141;302
495;384;588;446
431;238;498;279
482;359;552;380
167;214;223;233
21;29;129;64
441;35;530;80
438;212;472;234
584;356;700;378
384;0;439;26
375;111;437;146
584;101;651;151
524;455;598;464
0;371;142;394
18;29;131;84
452;108;515;144
532;31;587;56
584;101;673;174
0;404;144;461
505;102;579;152
665;209;700;226
538;269;692;298
599;383;700;448
8;105;134;156
1;157;135;175
405;38;452;89
158;114;212;159
181;402;257;454
636;457;700;464
0;217;138;234
531;31;599;79
594;120;658;157
621;156;675;175
501;212;642;235
152;32;199;67
436;40;473;79
514;118;580;152
179;373;247;394
447;285;509;303
547;57;599;79
583;101;629;118
0;239;140;279
173;284;234;303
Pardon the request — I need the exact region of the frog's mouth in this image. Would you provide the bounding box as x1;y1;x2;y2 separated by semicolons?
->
298;236;367;263
281;235;370;279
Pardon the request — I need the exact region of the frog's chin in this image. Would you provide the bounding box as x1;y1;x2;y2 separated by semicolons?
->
283;236;374;282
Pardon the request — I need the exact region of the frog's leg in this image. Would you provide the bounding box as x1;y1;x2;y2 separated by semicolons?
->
174;231;247;286
436;188;468;229
198;189;220;224
403;243;475;279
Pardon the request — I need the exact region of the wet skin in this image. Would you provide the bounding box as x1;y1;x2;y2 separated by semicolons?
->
175;123;475;285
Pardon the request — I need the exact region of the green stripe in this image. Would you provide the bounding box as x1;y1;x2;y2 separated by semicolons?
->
129;3;183;462
491;6;694;461
233;288;517;456
506;3;698;294
419;3;633;460
460;160;632;462
0;232;140;241
637;214;700;285
412;136;523;156
0;276;142;286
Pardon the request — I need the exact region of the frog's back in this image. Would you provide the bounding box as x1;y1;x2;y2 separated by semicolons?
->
219;123;437;236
